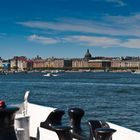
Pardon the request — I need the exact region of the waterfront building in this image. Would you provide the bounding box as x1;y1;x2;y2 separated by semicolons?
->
64;59;72;69
33;59;46;70
111;60;140;69
72;49;92;69
2;50;140;71
32;57;72;70
10;56;27;71
72;59;89;69
27;59;33;71
45;58;72;69
45;58;57;68
2;59;10;71
111;60;125;68
32;55;45;70
88;59;111;69
54;59;65;68
128;60;140;68
0;58;2;71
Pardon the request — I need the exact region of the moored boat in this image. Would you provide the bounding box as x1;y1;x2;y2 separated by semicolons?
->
43;73;58;77
131;70;140;74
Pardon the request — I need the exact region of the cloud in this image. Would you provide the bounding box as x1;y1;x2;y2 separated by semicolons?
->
104;13;140;25
106;0;126;7
64;35;121;47
27;34;140;49
92;0;126;7
64;35;140;49
18;13;140;38
18;20;100;33
0;33;7;38
18;20;123;36
28;34;59;45
19;13;140;49
0;33;7;36
123;39;140;49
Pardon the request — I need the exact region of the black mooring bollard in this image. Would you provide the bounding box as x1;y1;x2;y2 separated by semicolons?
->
40;109;65;130
0;100;19;140
88;120;110;140
51;125;72;140
68;108;88;140
68;108;84;132
95;128;116;140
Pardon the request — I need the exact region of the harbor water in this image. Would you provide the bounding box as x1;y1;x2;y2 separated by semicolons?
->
0;72;140;133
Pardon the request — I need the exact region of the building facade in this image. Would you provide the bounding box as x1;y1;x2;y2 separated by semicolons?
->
111;60;140;69
72;59;89;68
2;60;10;71
0;58;2;71
88;60;111;69
10;56;27;71
33;59;46;69
1;50;140;71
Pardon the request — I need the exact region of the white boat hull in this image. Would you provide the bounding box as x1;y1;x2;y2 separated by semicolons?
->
14;92;140;140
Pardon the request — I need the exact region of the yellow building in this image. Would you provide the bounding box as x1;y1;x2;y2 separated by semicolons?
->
88;60;111;69
111;60;140;68
72;59;89;68
45;58;72;69
33;59;46;69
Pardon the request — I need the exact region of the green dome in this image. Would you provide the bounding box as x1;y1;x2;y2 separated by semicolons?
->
84;49;92;60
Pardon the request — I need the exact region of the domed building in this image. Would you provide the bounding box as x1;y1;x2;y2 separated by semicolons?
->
84;49;92;60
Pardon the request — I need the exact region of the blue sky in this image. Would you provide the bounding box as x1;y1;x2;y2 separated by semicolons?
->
1;0;140;59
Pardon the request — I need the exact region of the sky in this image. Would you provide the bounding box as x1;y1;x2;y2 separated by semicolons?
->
1;0;140;59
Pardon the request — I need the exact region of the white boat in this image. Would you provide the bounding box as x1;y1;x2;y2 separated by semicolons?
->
43;73;58;77
132;70;140;74
132;62;140;74
1;91;140;140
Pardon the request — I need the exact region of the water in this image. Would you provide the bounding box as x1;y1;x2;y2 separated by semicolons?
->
0;72;140;132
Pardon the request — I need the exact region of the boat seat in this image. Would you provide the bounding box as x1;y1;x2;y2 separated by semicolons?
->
40;109;65;130
88;120;110;140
